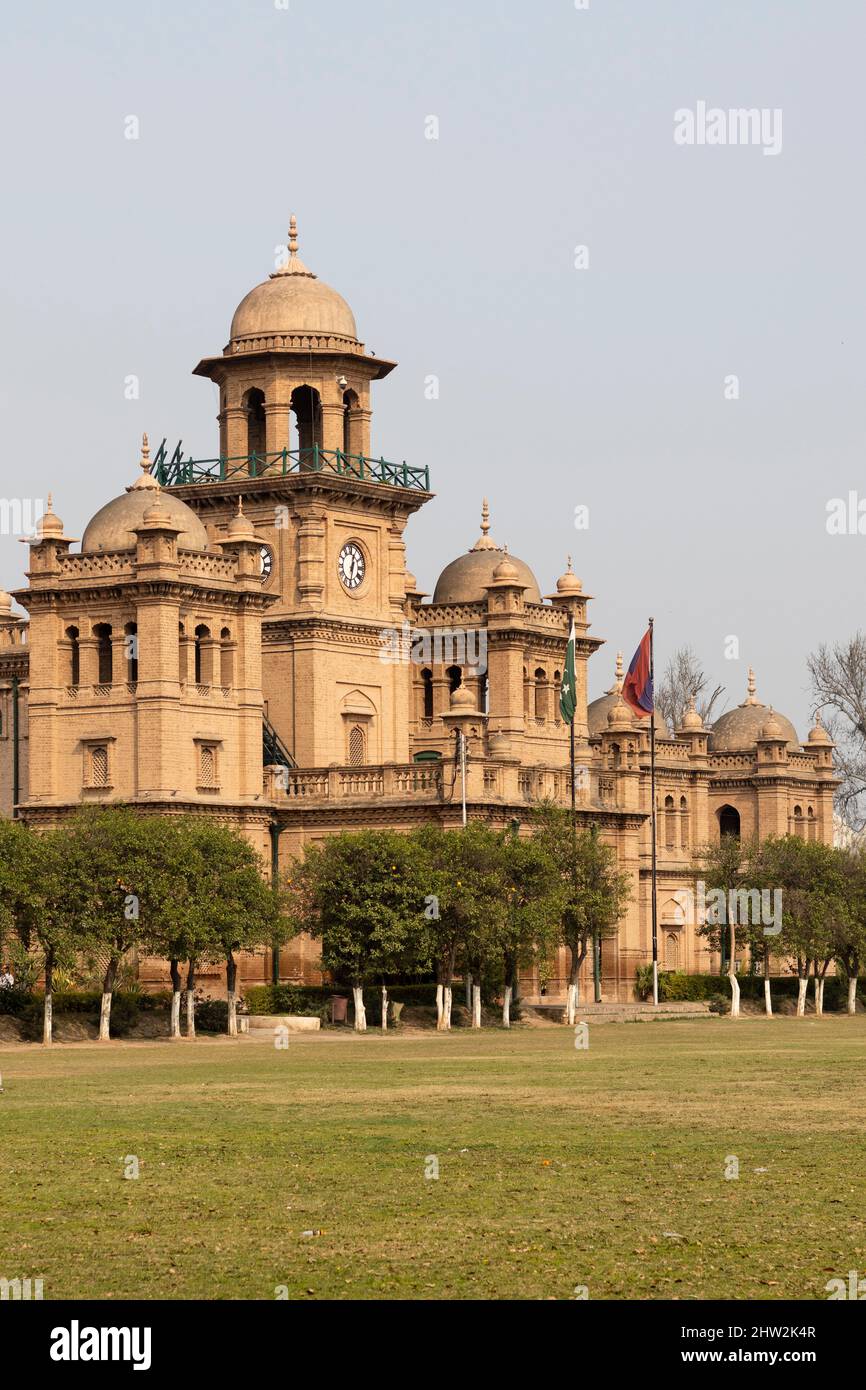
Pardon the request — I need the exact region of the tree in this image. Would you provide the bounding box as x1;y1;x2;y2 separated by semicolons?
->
141;817;214;1040
833;847;866;1013
295;830;428;1031
186;823;282;1036
695;834;756;1017
656;645;725;735
16;828;78;1045
808;635;866;829
60;808;157;1040
497;832;562;1027
412;823;505;1030
530;806;631;1024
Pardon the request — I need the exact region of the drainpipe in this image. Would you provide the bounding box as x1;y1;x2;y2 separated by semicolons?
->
11;675;20;818
270;821;282;985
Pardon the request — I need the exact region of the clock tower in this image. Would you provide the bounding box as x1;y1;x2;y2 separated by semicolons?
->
159;218;432;768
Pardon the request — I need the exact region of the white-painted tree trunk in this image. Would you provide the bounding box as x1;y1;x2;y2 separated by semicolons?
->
728;971;740;1018
472;983;482;1029
170;990;182;1039
43;992;53;1046
465;973;472;1009
227;990;238;1037
763;978;773;1017
436;983;445;1030
99;992;112;1041
848;976;858;1015
443;986;452;1030
796;977;808;1016
185;990;196;1039
381;985;388;1032
815;977;825;1016
502;985;512;1029
566;982;577;1026
353;986;367;1032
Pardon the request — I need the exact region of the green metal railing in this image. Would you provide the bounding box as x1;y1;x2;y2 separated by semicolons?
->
152;440;430;493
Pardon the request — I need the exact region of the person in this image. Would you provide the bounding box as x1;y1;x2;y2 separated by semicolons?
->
0;965;14;989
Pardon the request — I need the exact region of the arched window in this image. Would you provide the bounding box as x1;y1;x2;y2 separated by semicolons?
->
94;624;112;685
194;624;210;685
66;626;80;687
291;385;322;460
178;622;187;682
348;724;366;766
664;794;675;847
478;670;489;713
446;665;462;694
807;805;816;840
421;668;433;719
220;627;234;688
718;805;741;839
124;622;138;683
523;667;531;718
553;672;561;722
243;388;266;465
343;388;361;456
665;933;679;970
680;794;689;848
534;667;547;720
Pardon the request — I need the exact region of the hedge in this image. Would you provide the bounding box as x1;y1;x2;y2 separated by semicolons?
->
636;969;866;1011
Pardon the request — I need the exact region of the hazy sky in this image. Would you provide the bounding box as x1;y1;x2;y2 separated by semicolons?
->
1;0;863;733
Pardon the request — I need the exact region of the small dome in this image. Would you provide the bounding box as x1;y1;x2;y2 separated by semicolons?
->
431;501;541;605
492;550;520;583
37;495;64;540
81;436;209;554
0;589;13;617
608;697;634;730
588;654;633;735
679;697;704;732
710;669;799;752
555;556;582;595
760;709;785;740
450;685;476;711
229;217;357;347
226;498;255;541
808;712;832;745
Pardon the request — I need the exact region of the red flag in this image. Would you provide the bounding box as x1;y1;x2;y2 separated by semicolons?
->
622;629;653;718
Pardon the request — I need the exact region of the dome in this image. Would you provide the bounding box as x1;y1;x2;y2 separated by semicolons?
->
36;495;65;540
808;712;832;745
229;217;357;347
491;550;520;583
608;697;634;730
0;589;13;618
709;668;800;752
81;436;209;554
555;556;582;595
679;696;704;732
431;501;541;605
226;498;255;541
588;654;634;735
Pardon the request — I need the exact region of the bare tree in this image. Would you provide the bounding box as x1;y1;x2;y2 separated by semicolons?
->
808;636;866;830
655;645;725;734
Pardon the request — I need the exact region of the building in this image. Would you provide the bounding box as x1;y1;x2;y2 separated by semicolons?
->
0;220;837;1001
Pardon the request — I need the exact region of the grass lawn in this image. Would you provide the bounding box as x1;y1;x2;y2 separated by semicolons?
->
1;1017;865;1301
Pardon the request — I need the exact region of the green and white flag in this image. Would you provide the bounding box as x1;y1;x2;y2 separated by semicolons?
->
560;616;576;723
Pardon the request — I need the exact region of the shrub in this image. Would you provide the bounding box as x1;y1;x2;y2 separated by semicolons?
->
193;997;229;1033
0;983;31;1017
244;985;334;1017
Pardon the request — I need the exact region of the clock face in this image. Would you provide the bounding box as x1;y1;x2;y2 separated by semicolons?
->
259;546;273;580
338;541;365;590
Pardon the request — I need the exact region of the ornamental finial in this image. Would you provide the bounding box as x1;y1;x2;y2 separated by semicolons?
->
481;498;490;537
744;666;759;705
288;214;298;258
140;432;150;472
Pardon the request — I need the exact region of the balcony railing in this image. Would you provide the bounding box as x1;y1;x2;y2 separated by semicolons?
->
152;441;430;493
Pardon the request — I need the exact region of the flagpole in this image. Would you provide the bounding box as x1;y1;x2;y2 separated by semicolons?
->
649;616;659;1007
